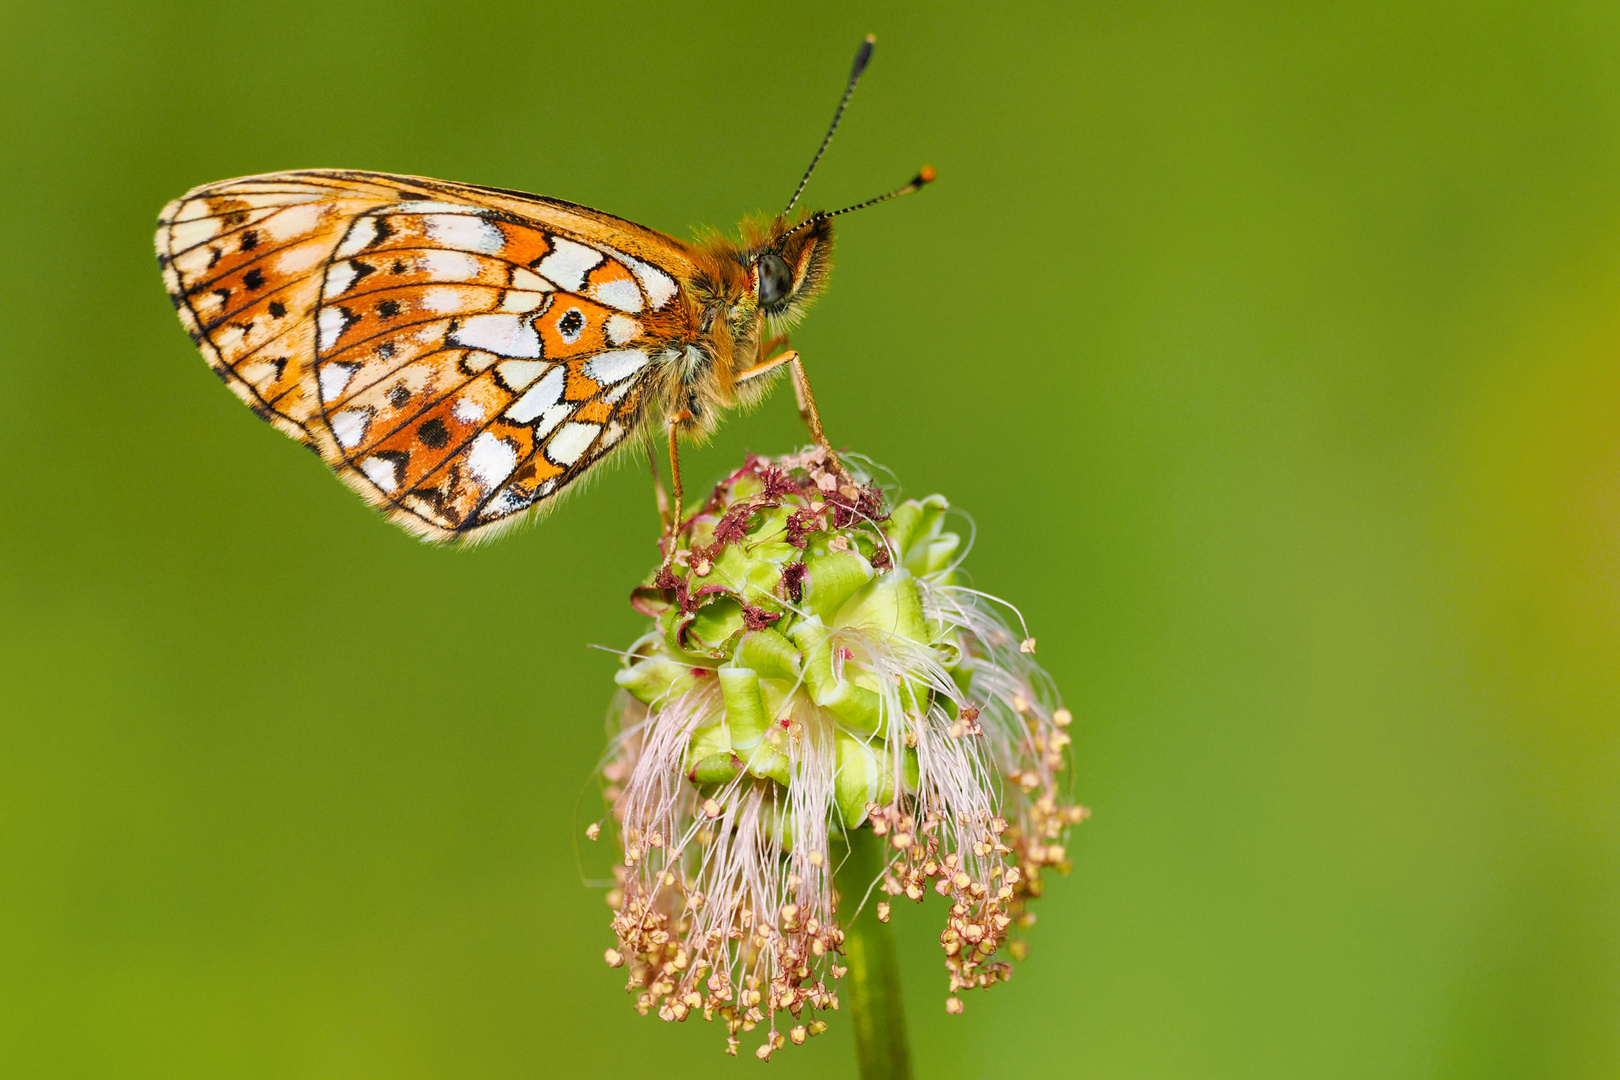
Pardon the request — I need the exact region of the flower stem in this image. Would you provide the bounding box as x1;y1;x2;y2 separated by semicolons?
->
835;827;914;1080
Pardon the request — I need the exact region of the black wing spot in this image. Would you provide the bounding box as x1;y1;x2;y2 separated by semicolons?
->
387;383;410;408
558;308;585;342
243;268;264;290
239;230;259;252
417;417;450;448
412;484;447;513
376;299;400;318
391;259;406;275
268;301;287;319
206;247;223;270
376;341;396;359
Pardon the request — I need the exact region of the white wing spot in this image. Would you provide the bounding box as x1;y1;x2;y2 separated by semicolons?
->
622;253;678;310
319;361;359;401
426;213;504;255
534;402;572;439
330;407;372;450
393;200;478;214
467;431;517;490
449;314;542;358
335;216;380;259
262;203;322;243
171;244;216;278
605;314;642;346
582;349;649;384
359;455;402;493
536;238;603;291
421;286;468;314
317;306;353;352
504;366;565;423
237;359;281;385
546;422;600;466
168;216;220;250
501;290;547;314
274;243;325;275
511;266;553;291
497;359;547;391
323;260;358;299
420;249;482;280
482;488;533;518
590;277;643;313
453;396;488;423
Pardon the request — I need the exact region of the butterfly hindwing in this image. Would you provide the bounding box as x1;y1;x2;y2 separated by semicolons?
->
156;171;693;541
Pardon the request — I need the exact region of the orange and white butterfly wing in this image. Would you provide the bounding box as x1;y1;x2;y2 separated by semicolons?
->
155;170;695;541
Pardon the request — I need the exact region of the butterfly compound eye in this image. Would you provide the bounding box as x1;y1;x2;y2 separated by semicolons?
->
756;253;793;308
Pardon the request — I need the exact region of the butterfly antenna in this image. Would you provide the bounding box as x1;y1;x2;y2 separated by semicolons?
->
825;165;936;218
779;165;937;241
783;34;876;216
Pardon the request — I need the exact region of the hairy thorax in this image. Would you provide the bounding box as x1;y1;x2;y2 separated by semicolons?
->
648;215;831;442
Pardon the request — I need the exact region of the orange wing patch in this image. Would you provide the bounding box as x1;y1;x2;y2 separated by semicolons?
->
157;171;696;542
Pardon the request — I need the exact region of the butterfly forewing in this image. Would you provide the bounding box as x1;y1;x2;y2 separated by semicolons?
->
156;171;694;541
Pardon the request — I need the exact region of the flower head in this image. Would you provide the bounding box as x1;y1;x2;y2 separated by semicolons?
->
591;448;1087;1058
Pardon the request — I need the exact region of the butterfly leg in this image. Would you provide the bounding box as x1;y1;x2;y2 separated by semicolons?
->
736;350;846;476
787;356;849;479
735;348;799;383
645;429;671;530
661;410;694;569
786;355;831;452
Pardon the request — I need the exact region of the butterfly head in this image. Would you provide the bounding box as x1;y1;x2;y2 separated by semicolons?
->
750;212;835;324
740;36;931;330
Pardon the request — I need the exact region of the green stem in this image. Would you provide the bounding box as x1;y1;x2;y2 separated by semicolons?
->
835;827;913;1080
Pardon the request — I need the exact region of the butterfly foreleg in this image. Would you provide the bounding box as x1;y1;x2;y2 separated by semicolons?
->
734;347;798;383
737;348;845;476
787;357;845;477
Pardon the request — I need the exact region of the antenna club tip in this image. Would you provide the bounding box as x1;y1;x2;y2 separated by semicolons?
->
917;165;937;185
852;35;875;76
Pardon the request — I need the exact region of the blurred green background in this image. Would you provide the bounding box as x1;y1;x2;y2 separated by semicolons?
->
3;0;1618;1076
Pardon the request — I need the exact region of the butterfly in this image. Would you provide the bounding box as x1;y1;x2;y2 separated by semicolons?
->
154;35;931;546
